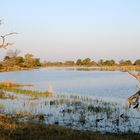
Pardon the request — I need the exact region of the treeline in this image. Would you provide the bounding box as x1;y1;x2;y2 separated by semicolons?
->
0;50;41;71
1;50;140;70
44;58;140;66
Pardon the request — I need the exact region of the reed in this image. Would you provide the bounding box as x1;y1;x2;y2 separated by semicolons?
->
0;81;32;87
0;86;52;97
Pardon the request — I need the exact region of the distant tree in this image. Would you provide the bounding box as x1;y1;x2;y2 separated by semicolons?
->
76;59;82;65
24;53;41;67
3;56;10;61
15;56;24;65
65;60;75;65
82;58;91;65
134;59;140;65
98;59;104;66
3;49;22;66
110;60;116;65
32;58;41;66
24;53;34;67
119;59;132;66
103;60;116;66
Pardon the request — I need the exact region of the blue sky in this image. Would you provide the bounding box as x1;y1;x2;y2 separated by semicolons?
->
0;0;140;61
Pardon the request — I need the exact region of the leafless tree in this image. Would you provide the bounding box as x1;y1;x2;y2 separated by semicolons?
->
126;70;140;108
127;70;140;82
0;20;17;49
0;32;17;49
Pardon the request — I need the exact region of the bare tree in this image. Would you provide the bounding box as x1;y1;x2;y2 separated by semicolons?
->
127;70;140;82
0;20;17;49
126;70;140;108
0;32;17;49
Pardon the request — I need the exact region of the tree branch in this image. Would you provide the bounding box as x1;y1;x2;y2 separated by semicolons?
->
127;70;140;82
0;32;17;49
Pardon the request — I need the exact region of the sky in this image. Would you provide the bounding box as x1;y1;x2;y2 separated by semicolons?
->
0;0;140;62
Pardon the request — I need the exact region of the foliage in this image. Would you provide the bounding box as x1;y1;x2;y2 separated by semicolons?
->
1;51;41;70
76;59;82;65
119;60;132;66
134;59;140;65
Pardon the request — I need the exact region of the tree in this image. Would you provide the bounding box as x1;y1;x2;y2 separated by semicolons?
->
76;59;82;65
24;53;41;67
0;32;17;49
24;53;34;67
98;59;104;66
82;58;91;65
32;58;41;67
103;60;116;66
3;49;22;67
119;59;132;66
0;20;17;49
0;20;17;70
134;59;140;65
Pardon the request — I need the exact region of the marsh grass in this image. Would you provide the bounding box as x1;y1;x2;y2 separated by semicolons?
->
0;85;52;97
0;113;140;140
0;90;140;135
0;81;32;87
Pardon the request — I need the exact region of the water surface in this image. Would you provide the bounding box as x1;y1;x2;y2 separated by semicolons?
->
0;67;140;133
0;67;138;103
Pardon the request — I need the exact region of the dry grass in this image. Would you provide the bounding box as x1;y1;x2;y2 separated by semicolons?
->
0;114;140;140
0;82;32;87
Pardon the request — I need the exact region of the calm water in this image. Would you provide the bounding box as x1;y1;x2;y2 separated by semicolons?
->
0;67;139;102
0;67;140;133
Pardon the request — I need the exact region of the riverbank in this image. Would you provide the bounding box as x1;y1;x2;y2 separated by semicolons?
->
45;65;140;71
1;65;140;73
0;114;140;140
0;66;32;72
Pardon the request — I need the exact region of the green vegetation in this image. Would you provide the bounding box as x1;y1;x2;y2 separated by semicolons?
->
0;49;140;72
134;59;140;65
43;58;140;67
0;86;52;98
0;50;41;72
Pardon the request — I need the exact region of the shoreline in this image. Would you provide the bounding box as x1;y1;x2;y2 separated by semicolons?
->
0;65;140;73
0;113;140;140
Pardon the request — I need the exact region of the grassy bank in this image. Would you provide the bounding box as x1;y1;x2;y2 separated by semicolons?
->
0;114;140;140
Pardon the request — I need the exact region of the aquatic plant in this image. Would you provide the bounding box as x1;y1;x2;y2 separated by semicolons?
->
0;86;52;97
